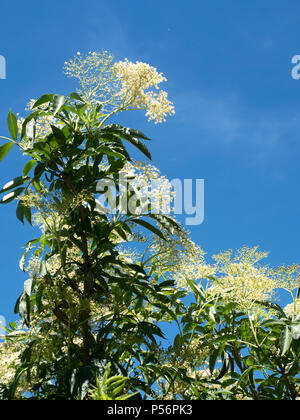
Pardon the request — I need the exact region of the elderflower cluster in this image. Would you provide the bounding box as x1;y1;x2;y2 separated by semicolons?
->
17;99;58;150
273;264;300;297
206;246;277;311
148;223;215;289
64;50;119;108
114;59;175;123
0;324;27;388
0;342;22;386
121;161;175;214
284;299;300;318
64;51;175;123
95;160;175;218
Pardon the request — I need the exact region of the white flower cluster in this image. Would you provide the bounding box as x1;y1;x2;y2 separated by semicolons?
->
0;342;21;385
284;299;300;318
148;223;213;289
273;264;300;295
206;246;277;310
64;50;119;109
121;161;175;214
17;99;58;150
114;59;175;123
95;160;175;218
63;51;175;124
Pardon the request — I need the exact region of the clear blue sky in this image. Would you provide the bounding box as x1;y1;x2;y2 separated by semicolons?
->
1;0;300;322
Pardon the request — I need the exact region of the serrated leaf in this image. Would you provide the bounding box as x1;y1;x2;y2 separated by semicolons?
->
102;124;151;140
131;218;166;240
145;213;180;235
100;124;151;158
125;136;152;160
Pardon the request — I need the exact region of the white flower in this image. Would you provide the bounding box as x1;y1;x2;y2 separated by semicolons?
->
284;299;300;317
114;59;175;123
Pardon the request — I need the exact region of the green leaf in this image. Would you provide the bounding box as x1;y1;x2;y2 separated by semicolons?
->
127;128;151;141
16;200;25;224
23;205;32;225
146;213;180;235
0;142;13;163
100;124;151;158
124;136;152;160
291;323;300;340
34;162;45;179
70;92;84;102
173;334;183;351
50;94;66;115
216;352;230;380
20;111;39;139
137;321;165;339
23;160;36;176
209;347;220;375
102;124;151;140
280;326;293;356
19;293;31;326
96;146;127;161
32;94;55;109
67;365;93;400
67;359;121;400
39;261;47;277
24;278;33;296
0;176;28;193
131;218;166;240
51;125;66;142
0;187;24;204
7;110;18;141
14;294;22;314
256;300;287;318
32;179;43;192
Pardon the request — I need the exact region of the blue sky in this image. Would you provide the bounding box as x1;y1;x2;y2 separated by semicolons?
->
1;0;300;323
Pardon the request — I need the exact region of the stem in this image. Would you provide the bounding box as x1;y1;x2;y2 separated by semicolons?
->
277;363;297;400
231;345;260;400
62;172;91;365
247;310;260;348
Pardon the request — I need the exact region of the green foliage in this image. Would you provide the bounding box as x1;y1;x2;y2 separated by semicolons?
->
0;51;299;400
0;78;181;399
89;362;139;400
163;283;300;400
